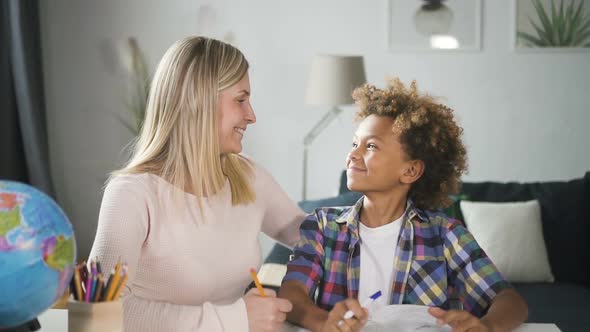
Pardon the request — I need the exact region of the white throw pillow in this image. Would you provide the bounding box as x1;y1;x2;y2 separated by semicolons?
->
459;200;554;283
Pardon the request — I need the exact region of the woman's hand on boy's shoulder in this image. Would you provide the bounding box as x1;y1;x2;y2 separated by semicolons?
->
428;307;493;332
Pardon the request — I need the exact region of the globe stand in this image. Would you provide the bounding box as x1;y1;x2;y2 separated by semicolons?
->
0;319;41;332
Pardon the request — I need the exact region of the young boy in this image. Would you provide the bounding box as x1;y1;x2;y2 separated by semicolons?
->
280;79;528;332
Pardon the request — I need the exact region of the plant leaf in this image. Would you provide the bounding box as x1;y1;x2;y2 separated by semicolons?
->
566;0;575;21
556;0;565;44
549;0;559;44
549;0;556;23
576;13;590;35
518;31;547;46
562;0;578;45
530;19;554;44
532;0;555;45
112;111;137;135
122;38;151;134
572;14;590;45
571;0;585;29
572;29;590;46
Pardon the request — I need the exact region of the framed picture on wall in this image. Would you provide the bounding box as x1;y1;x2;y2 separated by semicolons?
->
514;0;590;51
386;0;482;52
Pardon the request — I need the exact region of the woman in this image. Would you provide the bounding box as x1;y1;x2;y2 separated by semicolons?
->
89;36;305;332
280;79;528;332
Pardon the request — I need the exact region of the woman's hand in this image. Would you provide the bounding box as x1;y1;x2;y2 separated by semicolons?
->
244;288;293;332
319;299;368;332
428;307;494;332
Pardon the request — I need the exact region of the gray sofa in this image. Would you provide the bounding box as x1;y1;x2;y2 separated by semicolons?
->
267;171;590;332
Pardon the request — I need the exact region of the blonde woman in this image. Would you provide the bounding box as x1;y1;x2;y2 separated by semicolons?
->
89;36;305;332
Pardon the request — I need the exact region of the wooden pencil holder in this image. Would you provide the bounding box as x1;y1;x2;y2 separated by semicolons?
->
67;299;122;332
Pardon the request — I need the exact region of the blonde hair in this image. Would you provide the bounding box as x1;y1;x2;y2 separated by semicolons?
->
113;36;255;206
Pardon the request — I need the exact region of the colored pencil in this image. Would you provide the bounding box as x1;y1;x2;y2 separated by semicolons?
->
112;265;129;300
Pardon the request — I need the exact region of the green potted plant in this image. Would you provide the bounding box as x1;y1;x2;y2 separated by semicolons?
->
518;0;590;47
115;37;151;135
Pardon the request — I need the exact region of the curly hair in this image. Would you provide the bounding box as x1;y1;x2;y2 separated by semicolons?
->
352;78;468;210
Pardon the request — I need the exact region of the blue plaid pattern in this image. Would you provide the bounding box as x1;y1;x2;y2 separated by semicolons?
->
283;197;511;317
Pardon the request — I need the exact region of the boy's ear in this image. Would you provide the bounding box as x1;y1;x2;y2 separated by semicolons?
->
400;160;424;184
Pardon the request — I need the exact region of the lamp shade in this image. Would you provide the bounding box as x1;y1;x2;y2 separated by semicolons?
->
414;2;454;36
305;55;367;106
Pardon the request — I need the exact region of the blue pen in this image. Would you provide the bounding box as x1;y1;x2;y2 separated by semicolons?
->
89;261;98;301
343;290;382;320
90;275;98;301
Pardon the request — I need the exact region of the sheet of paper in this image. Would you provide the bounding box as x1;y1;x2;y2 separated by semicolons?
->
282;317;561;332
280;305;447;332
363;305;451;332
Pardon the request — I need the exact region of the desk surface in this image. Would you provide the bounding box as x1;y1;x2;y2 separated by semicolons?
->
39;309;561;332
38;309;67;332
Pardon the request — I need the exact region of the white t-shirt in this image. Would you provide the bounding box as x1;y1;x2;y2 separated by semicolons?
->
358;211;405;311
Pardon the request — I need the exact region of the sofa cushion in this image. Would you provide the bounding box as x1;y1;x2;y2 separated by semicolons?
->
460;200;554;283
460;173;590;286
514;282;590;331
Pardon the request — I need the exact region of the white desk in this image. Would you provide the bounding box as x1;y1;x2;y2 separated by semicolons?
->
38;309;67;332
38;309;561;332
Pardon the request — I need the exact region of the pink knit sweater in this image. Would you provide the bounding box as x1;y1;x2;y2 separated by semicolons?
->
89;160;305;331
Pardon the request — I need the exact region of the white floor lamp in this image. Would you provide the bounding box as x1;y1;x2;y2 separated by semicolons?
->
302;54;366;200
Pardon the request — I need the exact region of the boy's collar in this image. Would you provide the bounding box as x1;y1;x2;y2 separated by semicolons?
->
335;196;429;225
407;199;430;223
334;195;364;225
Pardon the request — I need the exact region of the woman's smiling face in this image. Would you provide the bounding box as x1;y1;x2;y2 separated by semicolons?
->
217;72;256;154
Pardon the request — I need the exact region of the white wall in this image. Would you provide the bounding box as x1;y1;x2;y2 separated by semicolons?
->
40;0;590;259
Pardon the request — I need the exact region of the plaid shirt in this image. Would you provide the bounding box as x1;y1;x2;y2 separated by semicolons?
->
283;197;511;317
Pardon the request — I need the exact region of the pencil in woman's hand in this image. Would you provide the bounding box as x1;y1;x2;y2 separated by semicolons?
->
249;268;266;297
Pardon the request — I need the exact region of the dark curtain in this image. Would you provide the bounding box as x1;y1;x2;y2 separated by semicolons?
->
0;0;55;197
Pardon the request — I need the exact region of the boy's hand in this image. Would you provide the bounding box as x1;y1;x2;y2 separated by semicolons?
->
428;307;493;332
320;299;368;332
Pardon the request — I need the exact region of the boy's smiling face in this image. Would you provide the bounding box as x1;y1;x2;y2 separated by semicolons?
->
346;114;414;194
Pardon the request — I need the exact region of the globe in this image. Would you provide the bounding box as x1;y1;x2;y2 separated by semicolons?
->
0;181;76;329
